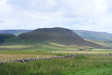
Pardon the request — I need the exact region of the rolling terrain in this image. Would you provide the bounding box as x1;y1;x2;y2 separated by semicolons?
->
19;27;104;48
1;29;112;42
0;34;16;43
75;30;112;41
0;28;111;75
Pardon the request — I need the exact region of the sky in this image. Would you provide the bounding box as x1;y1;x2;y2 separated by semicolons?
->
0;0;112;32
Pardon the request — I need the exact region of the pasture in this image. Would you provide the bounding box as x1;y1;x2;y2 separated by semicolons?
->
0;44;112;75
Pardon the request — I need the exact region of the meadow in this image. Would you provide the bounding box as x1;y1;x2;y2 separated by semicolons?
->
0;43;112;75
0;54;112;75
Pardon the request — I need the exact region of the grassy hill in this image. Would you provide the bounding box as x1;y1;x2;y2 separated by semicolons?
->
19;27;105;48
0;28;107;50
0;34;16;44
75;30;112;41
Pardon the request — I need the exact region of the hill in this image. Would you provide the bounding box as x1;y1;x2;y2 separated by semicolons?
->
75;30;112;41
0;30;31;36
19;27;104;48
0;34;16;43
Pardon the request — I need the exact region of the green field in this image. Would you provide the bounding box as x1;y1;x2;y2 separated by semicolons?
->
0;55;112;75
0;43;112;75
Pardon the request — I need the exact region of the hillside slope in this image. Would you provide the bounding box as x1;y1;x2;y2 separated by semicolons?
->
19;27;104;48
0;34;16;43
75;30;112;41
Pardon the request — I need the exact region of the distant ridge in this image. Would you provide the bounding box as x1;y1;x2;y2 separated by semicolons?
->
0;30;31;36
75;30;112;41
19;27;104;48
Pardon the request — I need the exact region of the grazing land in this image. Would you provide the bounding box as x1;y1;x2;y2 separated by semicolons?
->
0;44;112;75
0;53;112;75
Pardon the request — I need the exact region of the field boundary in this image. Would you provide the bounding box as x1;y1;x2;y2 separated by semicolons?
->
0;55;77;64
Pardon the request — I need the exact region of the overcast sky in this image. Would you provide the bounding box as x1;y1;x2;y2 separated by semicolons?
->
0;0;112;32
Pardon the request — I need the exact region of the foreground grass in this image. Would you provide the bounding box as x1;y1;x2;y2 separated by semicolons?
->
0;55;112;75
0;43;112;75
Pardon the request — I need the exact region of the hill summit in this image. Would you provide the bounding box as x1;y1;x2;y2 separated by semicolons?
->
19;27;104;48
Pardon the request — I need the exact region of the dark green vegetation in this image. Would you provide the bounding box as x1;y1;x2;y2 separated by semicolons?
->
0;27;109;49
0;34;16;43
1;29;112;42
75;30;112;41
19;28;86;45
0;55;112;75
19;27;104;48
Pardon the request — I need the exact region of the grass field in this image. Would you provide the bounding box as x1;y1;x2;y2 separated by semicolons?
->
0;43;112;75
0;44;111;62
0;55;112;75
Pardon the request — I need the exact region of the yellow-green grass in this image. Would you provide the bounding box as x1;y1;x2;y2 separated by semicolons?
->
0;49;111;63
51;50;112;55
88;40;112;48
0;43;111;63
0;54;57;62
0;45;32;49
0;42;93;51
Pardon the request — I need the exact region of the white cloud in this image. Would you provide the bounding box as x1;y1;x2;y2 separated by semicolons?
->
0;0;112;32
